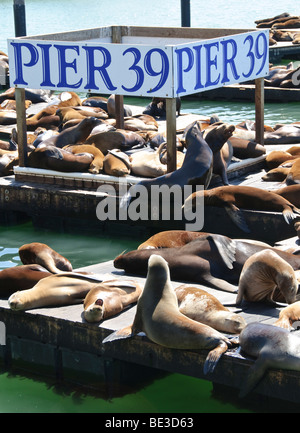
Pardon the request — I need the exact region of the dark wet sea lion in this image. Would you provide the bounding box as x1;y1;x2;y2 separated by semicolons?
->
104;254;236;375
114;234;300;293
0;264;51;297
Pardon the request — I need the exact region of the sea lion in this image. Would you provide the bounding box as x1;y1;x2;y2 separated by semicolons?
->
238;322;300;398
0;264;51;297
265;150;297;170
8;272;106;311
228;136;266;160
183;185;300;232
32;117;101;148
64;144;104;174
261;165;291;182
103;149;131;176
56;107;108;124
19;242;73;274
143;97;181;117
274;301;300;330
233;123;300;144
273;18;300;29
295;219;300;238
27;146;94;172
0;87;52;104
85;129;145;154
286;158;300;184
236;249;299;306
137;230;209;249
83;279;142;322
104;255;236;374
175;284;246;333
128;121;234;197
82;96;108;111
272;184;300;207
114;233;300;293
107;94;132;117
255;12;291;26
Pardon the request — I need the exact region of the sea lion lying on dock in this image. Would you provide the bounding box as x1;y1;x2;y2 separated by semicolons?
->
137;230;209;249
104;255;237;375
83;279;142;322
19;242;73;274
114;233;300;293
102;149;131;176
183;185;300;233
0;264;51;297
236;249;299;306
274;301;300;330
64;144;105;174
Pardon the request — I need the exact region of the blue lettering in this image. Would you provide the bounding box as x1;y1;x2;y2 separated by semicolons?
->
54;44;82;89
144;48;169;93
175;47;194;93
122;47;144;92
37;43;55;87
204;41;220;87
83;46;117;91
220;39;240;83
193;44;204;90
10;42;39;85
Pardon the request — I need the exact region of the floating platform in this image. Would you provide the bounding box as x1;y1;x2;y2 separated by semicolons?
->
0;240;299;404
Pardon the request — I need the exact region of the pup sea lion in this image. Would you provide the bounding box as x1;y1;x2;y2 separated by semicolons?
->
8;272;107;311
104;255;236;374
19;242;73;274
175;284;246;333
184;185;300;232
236;249;299;306
114;234;300;293
0;264;51;297
238;322;300;398
83;279;142;322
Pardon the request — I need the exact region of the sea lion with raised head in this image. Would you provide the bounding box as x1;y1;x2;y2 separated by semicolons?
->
104;255;236;375
19;242;73;274
236;249;299;306
83;279;142;322
175;284;246;333
238;322;300;398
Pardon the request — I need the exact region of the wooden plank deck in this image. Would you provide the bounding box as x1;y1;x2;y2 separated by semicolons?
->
0;241;299;403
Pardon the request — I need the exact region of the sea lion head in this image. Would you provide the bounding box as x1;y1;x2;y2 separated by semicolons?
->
223;312;247;334
84;297;105;322
8;291;29;311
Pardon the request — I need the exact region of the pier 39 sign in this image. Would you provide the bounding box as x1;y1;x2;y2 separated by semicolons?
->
8;30;269;97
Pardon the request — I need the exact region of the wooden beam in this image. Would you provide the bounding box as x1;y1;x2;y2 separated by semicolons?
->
112;25;124;130
166;98;177;173
15;87;28;167
255;77;264;145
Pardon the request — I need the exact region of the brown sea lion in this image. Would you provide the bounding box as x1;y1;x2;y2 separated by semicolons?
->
261;165;291;181
8;272;105;311
54;91;82;107
255;12;291;26
274;301;300;330
273;18;300;29
107;94;132;117
104;254;236;375
265;150;297;170
114;233;300;293
137;230;209;249
103;149;131;176
83;279;142;322
175;284;246;333
27;146;94;172
0;264;51;297
286;158;300;184
236;249;299;306
19;242;73;274
64;144;104;174
272;184;300;207
82;96;108;111
33;117;101;149
238;322;300;398
228;136;266;160
85;129;145;154
183;185;300;232
56;107;108;124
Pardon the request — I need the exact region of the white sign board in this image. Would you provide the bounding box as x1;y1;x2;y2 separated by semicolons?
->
7;30;269;97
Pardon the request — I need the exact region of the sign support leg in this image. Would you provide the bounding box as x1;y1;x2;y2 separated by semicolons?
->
255;77;264;145
166;97;177;173
15;87;27;167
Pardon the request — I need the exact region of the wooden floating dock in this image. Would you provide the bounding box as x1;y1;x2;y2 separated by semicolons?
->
0;241;299;404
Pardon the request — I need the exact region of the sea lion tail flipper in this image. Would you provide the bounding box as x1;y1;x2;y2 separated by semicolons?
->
102;325;133;344
208;235;236;269
283;208;298;225
239;356;268;398
224;205;251;233
203;341;228;375
206;275;238;293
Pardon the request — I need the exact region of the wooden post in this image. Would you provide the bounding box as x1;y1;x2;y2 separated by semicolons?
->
13;0;27;37
166;98;177;173
112;26;124;130
15;87;28;167
255;77;264;145
181;0;191;27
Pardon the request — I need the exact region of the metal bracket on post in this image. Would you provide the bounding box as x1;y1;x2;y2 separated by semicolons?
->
166;98;177;173
15;87;28;167
255;77;264;145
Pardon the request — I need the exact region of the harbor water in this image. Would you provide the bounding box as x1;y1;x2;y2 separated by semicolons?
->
0;0;300;413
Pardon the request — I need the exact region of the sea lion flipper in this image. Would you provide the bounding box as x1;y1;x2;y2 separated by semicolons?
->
208;234;236;269
224;205;251;233
239;356;268;398
283;208;299;225
203;341;228;375
102;325;133;344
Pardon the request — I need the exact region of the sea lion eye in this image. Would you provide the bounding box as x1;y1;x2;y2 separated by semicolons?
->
95;298;103;306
